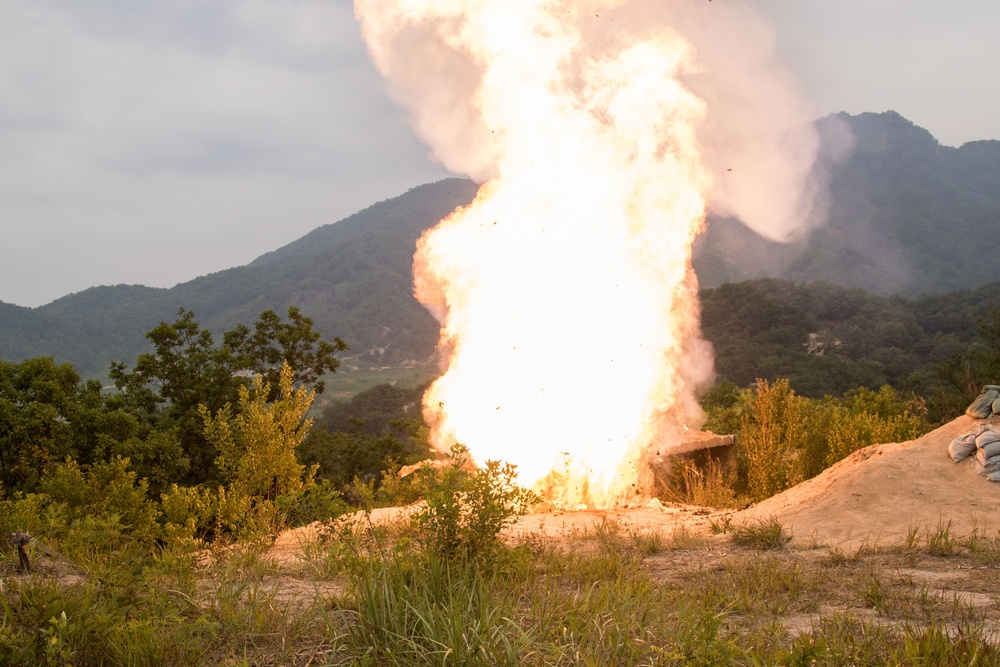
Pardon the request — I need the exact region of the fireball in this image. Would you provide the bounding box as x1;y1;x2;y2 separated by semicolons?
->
355;0;819;507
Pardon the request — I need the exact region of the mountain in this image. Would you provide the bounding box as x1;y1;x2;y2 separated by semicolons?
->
1;178;478;376
3;111;1000;378
694;111;1000;294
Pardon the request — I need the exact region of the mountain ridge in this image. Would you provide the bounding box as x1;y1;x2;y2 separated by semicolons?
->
3;111;999;378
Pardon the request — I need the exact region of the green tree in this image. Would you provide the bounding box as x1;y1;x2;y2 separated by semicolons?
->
224;306;347;397
200;362;319;538
699;380;752;437
107;308;237;482
109;306;347;485
299;425;429;490
932;305;1000;420
0;357;140;492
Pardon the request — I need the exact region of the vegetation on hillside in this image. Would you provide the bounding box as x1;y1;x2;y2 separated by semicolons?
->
0;178;478;375
695;111;1000;295
4;112;1000;379
700;279;1000;419
5;296;1000;662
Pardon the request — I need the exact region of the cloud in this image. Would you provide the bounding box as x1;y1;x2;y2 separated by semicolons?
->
0;0;451;307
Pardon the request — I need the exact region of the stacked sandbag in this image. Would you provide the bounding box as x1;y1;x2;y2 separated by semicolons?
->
949;419;1000;484
949;428;981;462
976;428;1000;473
966;385;1000;418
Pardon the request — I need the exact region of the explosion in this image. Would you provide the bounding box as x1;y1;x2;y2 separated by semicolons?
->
356;0;820;507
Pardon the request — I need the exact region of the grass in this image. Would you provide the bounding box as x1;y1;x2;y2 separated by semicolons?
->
926;518;958;556
5;512;1000;665
729;515;791;550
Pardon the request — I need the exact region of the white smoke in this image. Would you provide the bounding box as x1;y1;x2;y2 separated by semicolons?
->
354;0;824;504
356;0;824;242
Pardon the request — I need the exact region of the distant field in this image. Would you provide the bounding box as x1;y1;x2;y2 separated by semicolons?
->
311;362;441;413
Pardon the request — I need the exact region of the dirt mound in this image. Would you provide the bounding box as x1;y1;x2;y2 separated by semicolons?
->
742;415;1000;549
267;415;1000;557
508;415;1000;551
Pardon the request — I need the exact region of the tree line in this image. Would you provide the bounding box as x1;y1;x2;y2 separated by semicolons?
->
0;301;446;549
700;279;1000;421
5;282;1000;545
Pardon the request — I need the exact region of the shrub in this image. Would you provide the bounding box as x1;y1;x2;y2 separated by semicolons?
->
202;362;314;502
276;478;348;528
160;483;217;545
740;379;808;502
412;445;538;563
200;362;320;540
37;457;161;547
825;386;928;466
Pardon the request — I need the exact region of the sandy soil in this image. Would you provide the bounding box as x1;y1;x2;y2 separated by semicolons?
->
502;414;1000;551
264;414;1000;563
742;415;1000;549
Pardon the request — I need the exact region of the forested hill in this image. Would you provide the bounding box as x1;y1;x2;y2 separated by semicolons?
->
3;111;1000;378
700;278;1000;401
1;179;478;376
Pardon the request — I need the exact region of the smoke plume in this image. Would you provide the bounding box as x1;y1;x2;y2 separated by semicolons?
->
355;0;822;506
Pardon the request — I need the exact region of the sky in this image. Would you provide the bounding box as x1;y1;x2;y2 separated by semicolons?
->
1;0;998;308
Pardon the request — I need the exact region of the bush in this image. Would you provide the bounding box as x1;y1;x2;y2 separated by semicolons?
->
276;478;348;528
0;458;162;571
200;362;319;541
824;386;928;466
37;457;161;547
412;445;538;563
734;380;931;502
740;379;807;502
160;483;217;546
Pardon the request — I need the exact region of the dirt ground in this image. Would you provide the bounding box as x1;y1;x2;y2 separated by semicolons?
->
268;414;1000;561
254;417;1000;644
499;414;1000;551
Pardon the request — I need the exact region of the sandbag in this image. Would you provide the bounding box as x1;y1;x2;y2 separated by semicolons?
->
993;397;1000;415
982;440;1000;461
976;448;1000;467
976;429;1000;451
950;433;978;462
967;389;1000;418
987;470;1000;484
975;456;1000;474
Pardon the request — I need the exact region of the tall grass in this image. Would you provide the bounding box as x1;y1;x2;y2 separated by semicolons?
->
349;553;531;666
5;436;1000;664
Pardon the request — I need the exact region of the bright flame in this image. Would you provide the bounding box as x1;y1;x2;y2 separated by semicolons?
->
356;0;819;507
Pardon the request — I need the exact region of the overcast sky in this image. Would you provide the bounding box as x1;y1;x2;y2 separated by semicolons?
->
1;0;998;308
